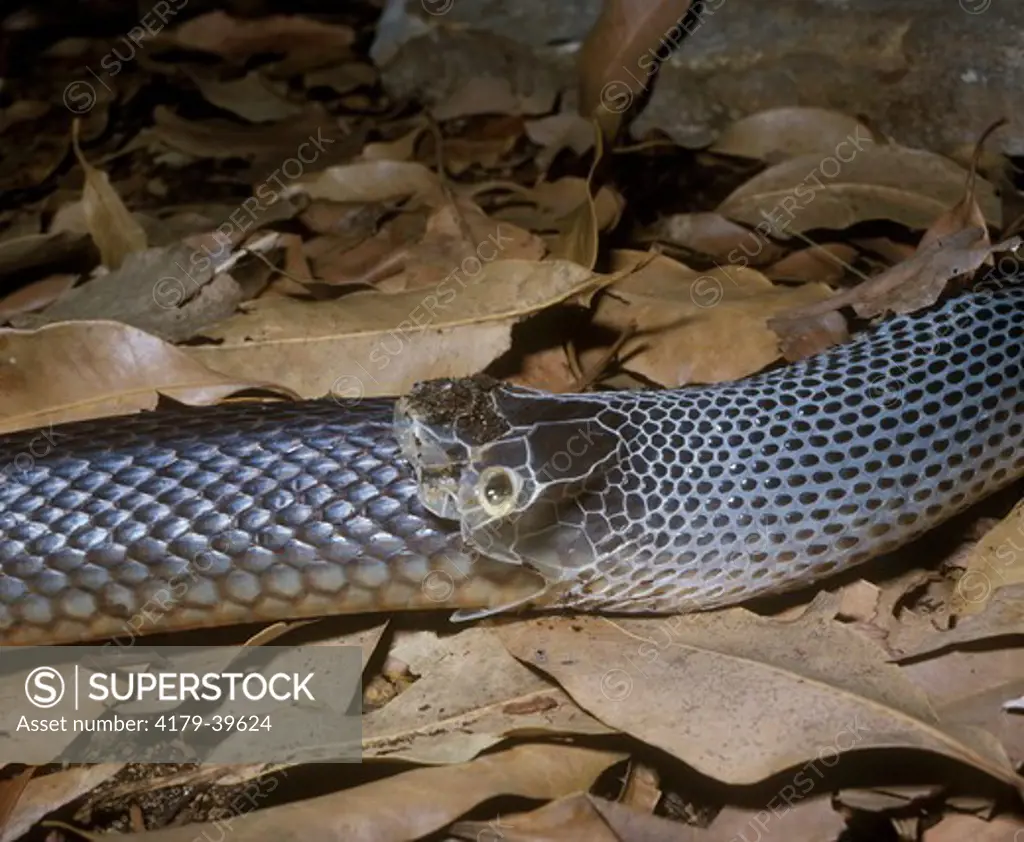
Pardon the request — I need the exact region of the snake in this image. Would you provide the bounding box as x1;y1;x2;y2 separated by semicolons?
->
0;280;1021;645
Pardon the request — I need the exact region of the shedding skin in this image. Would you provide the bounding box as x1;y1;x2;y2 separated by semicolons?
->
398;281;1024;613
0;283;1021;644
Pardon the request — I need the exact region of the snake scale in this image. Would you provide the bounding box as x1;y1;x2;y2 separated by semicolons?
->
0;281;1021;645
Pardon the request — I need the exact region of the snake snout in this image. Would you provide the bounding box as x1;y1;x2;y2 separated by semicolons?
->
394;398;470;520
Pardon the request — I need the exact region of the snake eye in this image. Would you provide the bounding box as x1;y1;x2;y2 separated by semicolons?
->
476;466;520;517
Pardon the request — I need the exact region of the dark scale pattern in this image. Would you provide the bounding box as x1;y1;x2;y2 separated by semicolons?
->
427;283;1024;614
0;400;544;644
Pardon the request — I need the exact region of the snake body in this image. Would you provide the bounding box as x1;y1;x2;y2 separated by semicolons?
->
1;282;1022;644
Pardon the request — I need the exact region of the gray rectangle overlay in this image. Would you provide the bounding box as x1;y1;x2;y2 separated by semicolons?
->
0;646;362;764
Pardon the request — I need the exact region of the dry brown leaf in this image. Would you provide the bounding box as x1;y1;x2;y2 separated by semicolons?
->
524;112;597;175
0;100;50;135
72;122;147;270
188;69;303;123
718;146;1001;235
15;244;244;343
0;321;286;434
187;259;600;398
442;135;519;175
97;744;626;842
499;613;1021;790
483;178;624;236
901;647;1024;768
764;244;859;284
147;105;355;163
922;813;1024;842
645;212;788;265
853;236;918;264
432;76;556;121
303;62;378;95
361;126;427;162
509;345;579;393
376;201;546;293
697;799;850;842
949;502;1024;616
0;274;76;320
898;584;1024;659
769;227;1019;327
918;119;1004;253
578;0;695;134
1;765;123;842
0;232;90;278
168;11;354;64
711;108;876;164
832;580;883;625
453;793;695;842
548;125;602;268
586;251;835;386
305;226;411;288
285;159;445;207
362;627;610;764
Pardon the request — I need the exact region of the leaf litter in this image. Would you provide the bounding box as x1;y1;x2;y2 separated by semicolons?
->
0;3;1022;840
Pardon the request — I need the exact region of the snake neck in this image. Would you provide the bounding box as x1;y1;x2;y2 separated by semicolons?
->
399;281;1024;612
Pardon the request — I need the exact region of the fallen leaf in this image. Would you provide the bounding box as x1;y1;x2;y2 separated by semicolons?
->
500;613;1022;790
72;122;147;269
0;100;50;135
918;119;1004;252
187;259;600;398
188;69;303;123
485;178;624;240
442;134;520;175
376;200;546;293
362;627;611;763
361;126;427;162
1;766;123;842
168;11;355;64
897;584;1024;659
285;159;445;207
147;104;355;164
853;236;918;264
718;146;1001;235
524;112;597;175
835;581;883;624
898;644;1023;769
949;501;1024;616
453;792;694;842
922;813;1024;842
548;124;602;267
0;274;77;319
645;212;788;265
697;799;850;842
711;108;877;164
578;0;695;135
14;244;244;342
768;227;1019;325
586;251;835;386
0;321;286;434
96;744;627;842
304;62;379;95
0;233;90;278
764;243;859;284
432;75;556;121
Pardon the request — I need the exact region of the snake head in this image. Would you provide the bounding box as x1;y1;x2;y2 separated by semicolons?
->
395;376;623;585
